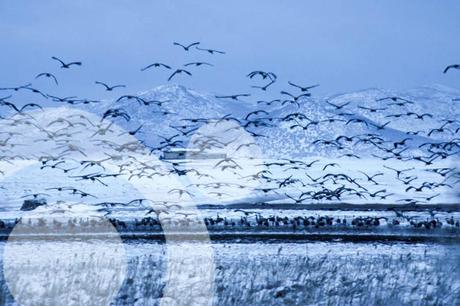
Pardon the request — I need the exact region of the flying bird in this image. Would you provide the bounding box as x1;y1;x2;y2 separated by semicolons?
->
184;62;213;67
376;97;414;104
358;106;388;113
141;62;171;71
35;72;59;85
173;41;200;51
0;101;43;114
167;69;192;81
287;82;319;92
443;64;460;74
280;91;310;101
247;71;277;81
196;47;226;54
102;108;130;122
252;80;275;91
51;56;82;69
326;101;351;110
215;94;251;100
119;125;143;136
95;81;126;91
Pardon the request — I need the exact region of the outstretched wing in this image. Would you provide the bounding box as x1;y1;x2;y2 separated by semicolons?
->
280;91;295;99
186;42;200;49
288;81;302;89
167;70;179;81
0;101;20;112
51;56;65;66
68;61;82;66
95;81;110;89
443;65;458;74
141;63;156;71
20;103;43;112
49;74;59;85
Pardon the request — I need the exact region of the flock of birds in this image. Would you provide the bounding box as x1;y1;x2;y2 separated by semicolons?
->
2;209;458;235
0;41;460;226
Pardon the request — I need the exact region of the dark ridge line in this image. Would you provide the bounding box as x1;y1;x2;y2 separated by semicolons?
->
197;203;460;212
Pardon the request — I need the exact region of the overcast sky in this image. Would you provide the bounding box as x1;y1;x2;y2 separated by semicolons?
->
1;0;459;102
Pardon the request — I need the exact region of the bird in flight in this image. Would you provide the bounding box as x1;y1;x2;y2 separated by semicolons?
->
288;82;319;92
252;80;275;91
168;69;192;81
196;47;226;54
141;62;171;71
95;81;126;91
0;101;43;114
280;91;310;101
35;72;59;85
247;71;277;81
215;94;251;101
102;108;130;122
173;41;200;51
358;105;388;113
443;64;459;74
376;96;414;103
119;125;143;136
326;101;351;110
51;56;82;69
184;62;213;67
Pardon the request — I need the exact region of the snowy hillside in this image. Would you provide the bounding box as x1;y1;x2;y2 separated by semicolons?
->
84;84;460;159
0;84;459;213
87;84;252;149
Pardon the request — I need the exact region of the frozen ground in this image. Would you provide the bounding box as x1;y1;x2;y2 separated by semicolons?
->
0;240;458;305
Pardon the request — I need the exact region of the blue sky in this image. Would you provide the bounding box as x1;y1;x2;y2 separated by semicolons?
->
1;0;459;102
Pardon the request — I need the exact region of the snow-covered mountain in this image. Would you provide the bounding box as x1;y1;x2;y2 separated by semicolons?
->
84;83;460;159
87;84;252;148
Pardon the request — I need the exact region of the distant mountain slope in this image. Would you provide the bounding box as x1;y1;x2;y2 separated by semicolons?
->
84;84;460;159
88;84;252;147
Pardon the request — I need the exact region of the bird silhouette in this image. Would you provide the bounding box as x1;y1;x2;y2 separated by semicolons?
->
168;69;192;81
252;80;275;91
173;41;200;51
196;46;226;54
287;82;319;92
247;71;277;81
376;96;414;104
184;62;213;67
0;101;43;114
358;106;387;113
51;56;82;68
141;62;171;71
443;64;460;73
326;101;351;110
35;72;59;85
280;91;310;101
95;81;126;91
215;94;251;100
